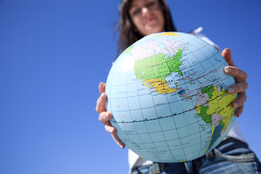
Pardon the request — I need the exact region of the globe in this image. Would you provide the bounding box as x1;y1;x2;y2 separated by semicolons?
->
105;32;237;162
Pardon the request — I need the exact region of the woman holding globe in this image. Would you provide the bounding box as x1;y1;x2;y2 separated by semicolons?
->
96;0;261;173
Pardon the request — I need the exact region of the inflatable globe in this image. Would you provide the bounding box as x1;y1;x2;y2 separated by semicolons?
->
105;32;237;162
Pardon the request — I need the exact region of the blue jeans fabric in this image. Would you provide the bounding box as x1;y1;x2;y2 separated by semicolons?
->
131;138;261;174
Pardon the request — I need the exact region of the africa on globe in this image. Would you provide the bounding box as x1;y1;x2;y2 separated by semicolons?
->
105;32;237;162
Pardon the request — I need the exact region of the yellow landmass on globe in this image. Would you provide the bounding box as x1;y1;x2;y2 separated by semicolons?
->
142;79;177;94
196;105;202;114
196;86;237;153
204;87;236;152
155;32;179;37
207;87;236;130
217;99;236;131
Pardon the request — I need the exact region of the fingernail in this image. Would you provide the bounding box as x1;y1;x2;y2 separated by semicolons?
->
101;93;105;100
233;102;239;108
227;87;235;93
237;113;241;117
119;145;124;149
110;129;114;134
224;67;232;73
106;113;110;120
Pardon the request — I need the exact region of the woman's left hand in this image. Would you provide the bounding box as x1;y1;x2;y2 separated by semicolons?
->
222;48;248;117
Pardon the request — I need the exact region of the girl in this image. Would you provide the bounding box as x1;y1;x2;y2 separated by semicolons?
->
96;0;260;173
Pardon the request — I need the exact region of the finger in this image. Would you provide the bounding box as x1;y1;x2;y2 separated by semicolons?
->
99;112;112;123
111;134;125;149
234;105;244;117
224;66;248;82
99;82;106;94
96;93;107;113
105;122;115;134
105;124;125;149
231;91;246;109
227;82;248;94
222;48;234;66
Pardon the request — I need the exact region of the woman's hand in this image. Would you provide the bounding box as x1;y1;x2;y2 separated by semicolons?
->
96;82;125;149
222;48;248;117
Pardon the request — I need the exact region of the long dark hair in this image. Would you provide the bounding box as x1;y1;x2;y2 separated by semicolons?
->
117;0;177;55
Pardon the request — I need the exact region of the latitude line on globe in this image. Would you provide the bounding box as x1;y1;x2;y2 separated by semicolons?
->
111;89;233;124
110;74;231;116
108;64;228;101
120;121;211;159
108;53;224;90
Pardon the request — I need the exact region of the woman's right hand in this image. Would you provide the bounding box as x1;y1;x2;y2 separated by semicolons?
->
96;82;125;149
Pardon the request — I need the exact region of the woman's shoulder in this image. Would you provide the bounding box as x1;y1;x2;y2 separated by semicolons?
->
189;27;221;52
189;26;203;35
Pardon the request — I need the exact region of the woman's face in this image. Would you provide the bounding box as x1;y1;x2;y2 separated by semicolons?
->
129;0;165;36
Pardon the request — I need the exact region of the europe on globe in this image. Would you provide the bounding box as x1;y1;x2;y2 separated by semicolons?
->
105;32;237;162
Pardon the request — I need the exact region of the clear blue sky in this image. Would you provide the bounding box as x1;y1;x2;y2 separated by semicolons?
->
0;0;261;174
